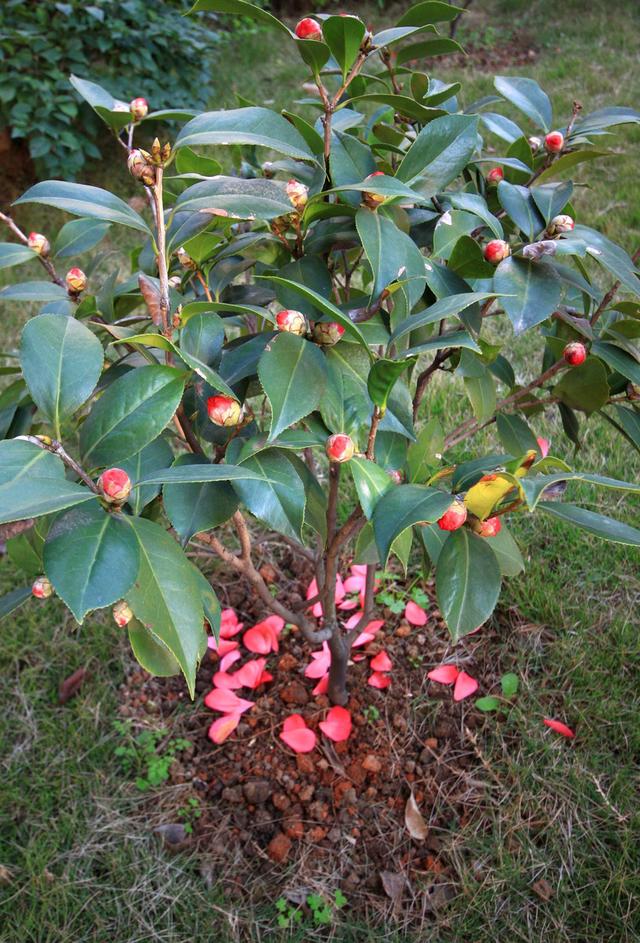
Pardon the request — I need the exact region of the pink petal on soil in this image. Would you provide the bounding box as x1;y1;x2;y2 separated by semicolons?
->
259;670;273;685
338;597;359;610
537;436;550;458
405;601;427;626
312;673;329;696
204;688;254;714
207;636;239;657
219;649;242;673
370;650;392;672
305;641;331;678
212;671;242;690
428;664;460;685
232;658;268;690
208;712;241;744
319;705;352;742
543;717;575;738
368;671;391;689
280;714;317;753
219;608;244;638
453;670;478;701
343;574;366;594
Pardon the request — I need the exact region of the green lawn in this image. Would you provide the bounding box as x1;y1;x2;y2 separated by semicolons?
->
1;1;639;940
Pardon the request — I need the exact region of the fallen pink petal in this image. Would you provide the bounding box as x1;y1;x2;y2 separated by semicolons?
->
280;714;317;753
219;608;244;638
212;670;241;691
219;649;242;673
208;712;241;744
405;601;427;626
204;688;254;714
232;658;269;690
304;641;331;678
207;636;239;657
453;670;479;701
368;671;391;689
312;673;329;696
319;705;352;742
370;650;392;672
543;717;575;738
427;664;460;685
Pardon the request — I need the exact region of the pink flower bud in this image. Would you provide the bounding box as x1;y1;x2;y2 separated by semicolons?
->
528;135;543;151
275;309;307;335
312;321;345;347
32;576;53;599
207;395;242;427
547;214;574;235
295;17;322;39
113;600;133;628
129;97;149;121
362;170;385;208
28;232;50;256
544;131;564;153
66;267;87;293
477;516;501;537
563;341;587;366
483;239;510;264
176;246;197;270
486;166;504;185
326;433;355;463
437;499;467;532
536;436;550;458
127;149;156;186
286;179;309;211
98;468;132;504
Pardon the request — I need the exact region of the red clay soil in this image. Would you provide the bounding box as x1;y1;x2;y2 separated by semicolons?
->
117;546;537;928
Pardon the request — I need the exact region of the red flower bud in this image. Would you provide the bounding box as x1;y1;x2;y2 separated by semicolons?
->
98;467;132;504
437;499;467;532
66;267;87;293
176;246;197;270
483;239;510;264
295;17;322;39
477;516;501;538
28;232;50;256
32;576;53;599
275;309;307;335
207;395;242;427
312;321;345;347
544;131;564;153
362;170;385;208
129;97;149;121
326;433;355;463
127;149;156;186
286;179;309;211
113;600;133;628
547;214;574;235
486;166;504;185
563;341;587;366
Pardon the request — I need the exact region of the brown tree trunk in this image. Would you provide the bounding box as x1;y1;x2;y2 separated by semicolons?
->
327;628;350;706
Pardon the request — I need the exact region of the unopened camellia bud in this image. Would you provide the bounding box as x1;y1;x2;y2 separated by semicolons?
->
168;275;182;290
286;179;308;211
127;149;156;186
313;322;345;347
32;576;53;599
486;166;504;185
129;97;149;121
176;246;197;270
528;135;543;151
545;131;564;153
437;499;467;532
547;214;575;235
563;341;587;366
275;309;307;335
477;516;501;538
362;170;385;209
483;239;510;264
207;395;242;427
66;267;87;294
326;433;355;463
98;467;132;504
295;17;322;40
28;232;50;256
113;600;133;628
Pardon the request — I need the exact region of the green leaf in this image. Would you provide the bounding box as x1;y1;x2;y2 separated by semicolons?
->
534;150;612;183
602;404;640;453
356;206;426;301
488;524;525;577
52;218;111;259
124;517;208;697
329;130;376;204
397;2;464;25
43;504;139;623
396;114;479;195
0;439;96;525
407;418;443;481
350;456;393;519
0;585;32;620
119;437;175;515
275;257;332;320
495;413;538;456
175;108;319;166
494;76;552;131
136;463;265;487
520;471;640;510
538;502;640;547
233;449;305;541
69;74;131;131
494;257;561;334
367;358;414;411
20;314;103;438
530;182;573;223
554;359;609;414
501;672;519;696
389;291;496;345
395;36;463;64
174;176;293;222
323;15;365;79
258;333;327;441
163;454;238;543
15;182;150;234
128;618;181;677
372;484;453;562
122;333;236;399
0;282;68;302
592;341;640;386
0;243;36;269
571;226;640;295
186;0;290;34
435;528;501;641
80;366;187;468
475;696;501;712
262;276;371;351
497;181;545;239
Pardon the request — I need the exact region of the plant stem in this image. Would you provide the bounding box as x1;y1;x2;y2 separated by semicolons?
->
0;212;66;289
152;167;171;340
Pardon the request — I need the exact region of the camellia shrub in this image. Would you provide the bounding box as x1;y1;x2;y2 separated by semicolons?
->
1;2;639;723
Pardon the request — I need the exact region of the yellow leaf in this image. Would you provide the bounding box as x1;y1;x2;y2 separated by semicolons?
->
464;473;519;520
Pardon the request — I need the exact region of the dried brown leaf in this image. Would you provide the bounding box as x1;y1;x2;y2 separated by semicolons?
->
138;273;163;326
404;793;429;841
58;667;87;704
532;877;554;901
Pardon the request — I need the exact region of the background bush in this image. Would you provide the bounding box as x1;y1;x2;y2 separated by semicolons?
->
0;0;219;178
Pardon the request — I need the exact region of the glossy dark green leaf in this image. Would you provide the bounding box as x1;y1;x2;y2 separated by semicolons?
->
52;218;111;259
396;114;478;195
174;176;293;222
356;206;426;301
397;1;464;25
435;528;501;641
0;243;36;269
128;617;181;677
329;130;376;205
367;358;414;411
487;524;525;577
407;418;443;481
69;74;131;131
119;437;175;515
497;181;544;239
570;226;640;295
15;181;150;234
263;276;370;350
592;341;640;386
496;413;538;456
372;484;453;562
520;471;639;510
0;585;32;620
554;359;609;414
350;456;393;519
233;449;305;541
494;76;552;131
258;333;327;441
275;257;332;319
136;463;265;487
323;14;365;79
0;282;68;302
389;291;496;345
494;257;561;334
538;502;640;546
187;0;290;34
530;182;573;223
80;365;187;468
163;454;238;544
44;504;139;623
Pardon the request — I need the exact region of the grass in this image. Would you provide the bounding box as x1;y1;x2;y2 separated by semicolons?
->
1;0;640;940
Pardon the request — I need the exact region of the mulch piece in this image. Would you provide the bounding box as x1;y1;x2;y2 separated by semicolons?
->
117;545;540;929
